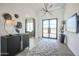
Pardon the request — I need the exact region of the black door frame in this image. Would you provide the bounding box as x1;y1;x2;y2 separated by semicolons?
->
42;18;58;39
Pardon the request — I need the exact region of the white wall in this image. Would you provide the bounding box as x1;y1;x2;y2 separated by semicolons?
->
64;3;79;56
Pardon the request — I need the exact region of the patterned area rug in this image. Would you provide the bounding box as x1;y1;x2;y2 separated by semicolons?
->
26;39;74;56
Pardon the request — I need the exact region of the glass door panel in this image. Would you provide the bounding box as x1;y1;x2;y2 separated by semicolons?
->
50;28;56;38
43;20;49;37
50;20;57;38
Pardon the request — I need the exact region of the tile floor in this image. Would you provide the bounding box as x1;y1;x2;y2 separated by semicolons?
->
17;38;74;56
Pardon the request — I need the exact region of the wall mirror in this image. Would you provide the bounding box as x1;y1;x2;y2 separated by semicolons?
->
25;18;35;38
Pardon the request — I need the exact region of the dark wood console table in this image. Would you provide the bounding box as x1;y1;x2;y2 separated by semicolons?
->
1;34;29;56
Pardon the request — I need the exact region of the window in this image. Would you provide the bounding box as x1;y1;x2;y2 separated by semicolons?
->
27;23;33;32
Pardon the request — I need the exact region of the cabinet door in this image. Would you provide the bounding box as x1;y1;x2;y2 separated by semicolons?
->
1;37;8;56
7;35;21;55
22;35;29;49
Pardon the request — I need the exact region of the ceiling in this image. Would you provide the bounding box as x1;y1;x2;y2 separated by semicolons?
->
0;3;65;12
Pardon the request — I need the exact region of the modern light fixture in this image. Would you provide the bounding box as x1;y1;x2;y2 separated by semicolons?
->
2;13;17;34
14;14;19;18
41;3;62;16
3;13;17;26
6;20;17;25
15;21;22;34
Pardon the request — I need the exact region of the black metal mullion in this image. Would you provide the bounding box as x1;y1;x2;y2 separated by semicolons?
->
49;19;50;38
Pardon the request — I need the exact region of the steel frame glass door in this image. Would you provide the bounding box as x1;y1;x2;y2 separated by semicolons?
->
42;19;57;39
42;20;49;38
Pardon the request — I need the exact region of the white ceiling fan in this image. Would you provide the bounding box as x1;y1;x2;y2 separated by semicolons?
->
41;3;62;16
